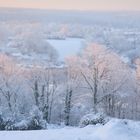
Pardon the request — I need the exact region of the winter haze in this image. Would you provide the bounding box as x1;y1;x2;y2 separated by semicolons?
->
0;0;140;11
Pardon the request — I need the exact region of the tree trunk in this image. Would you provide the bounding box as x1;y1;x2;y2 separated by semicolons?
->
64;89;72;126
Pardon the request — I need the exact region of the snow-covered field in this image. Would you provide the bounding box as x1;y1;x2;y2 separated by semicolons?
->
0;119;140;140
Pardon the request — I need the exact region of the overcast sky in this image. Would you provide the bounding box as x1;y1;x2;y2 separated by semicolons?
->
0;0;140;11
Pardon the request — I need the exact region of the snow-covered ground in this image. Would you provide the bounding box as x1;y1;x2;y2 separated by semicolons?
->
0;119;140;140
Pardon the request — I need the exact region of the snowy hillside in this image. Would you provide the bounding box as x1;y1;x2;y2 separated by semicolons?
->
0;8;140;140
0;119;140;140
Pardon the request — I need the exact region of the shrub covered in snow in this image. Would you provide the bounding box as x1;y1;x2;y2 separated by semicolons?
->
26;116;46;130
0;107;47;130
0;115;7;130
79;113;109;128
0;117;46;130
27;106;47;130
0;114;16;130
0;116;17;130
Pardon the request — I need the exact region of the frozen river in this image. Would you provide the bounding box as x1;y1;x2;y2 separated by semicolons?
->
47;38;85;61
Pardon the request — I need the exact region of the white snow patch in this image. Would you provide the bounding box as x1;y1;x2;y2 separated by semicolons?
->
0;118;140;140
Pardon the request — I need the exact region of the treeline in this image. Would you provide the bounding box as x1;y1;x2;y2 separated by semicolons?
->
0;44;140;130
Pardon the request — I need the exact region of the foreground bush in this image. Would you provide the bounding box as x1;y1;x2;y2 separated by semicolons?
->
79;113;109;128
0;107;47;130
0;117;46;130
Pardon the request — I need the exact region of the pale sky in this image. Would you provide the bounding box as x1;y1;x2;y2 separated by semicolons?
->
0;0;140;11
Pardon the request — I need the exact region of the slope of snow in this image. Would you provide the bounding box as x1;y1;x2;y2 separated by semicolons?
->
0;119;140;140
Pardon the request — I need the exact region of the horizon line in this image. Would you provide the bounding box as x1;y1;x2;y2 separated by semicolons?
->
0;6;140;13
